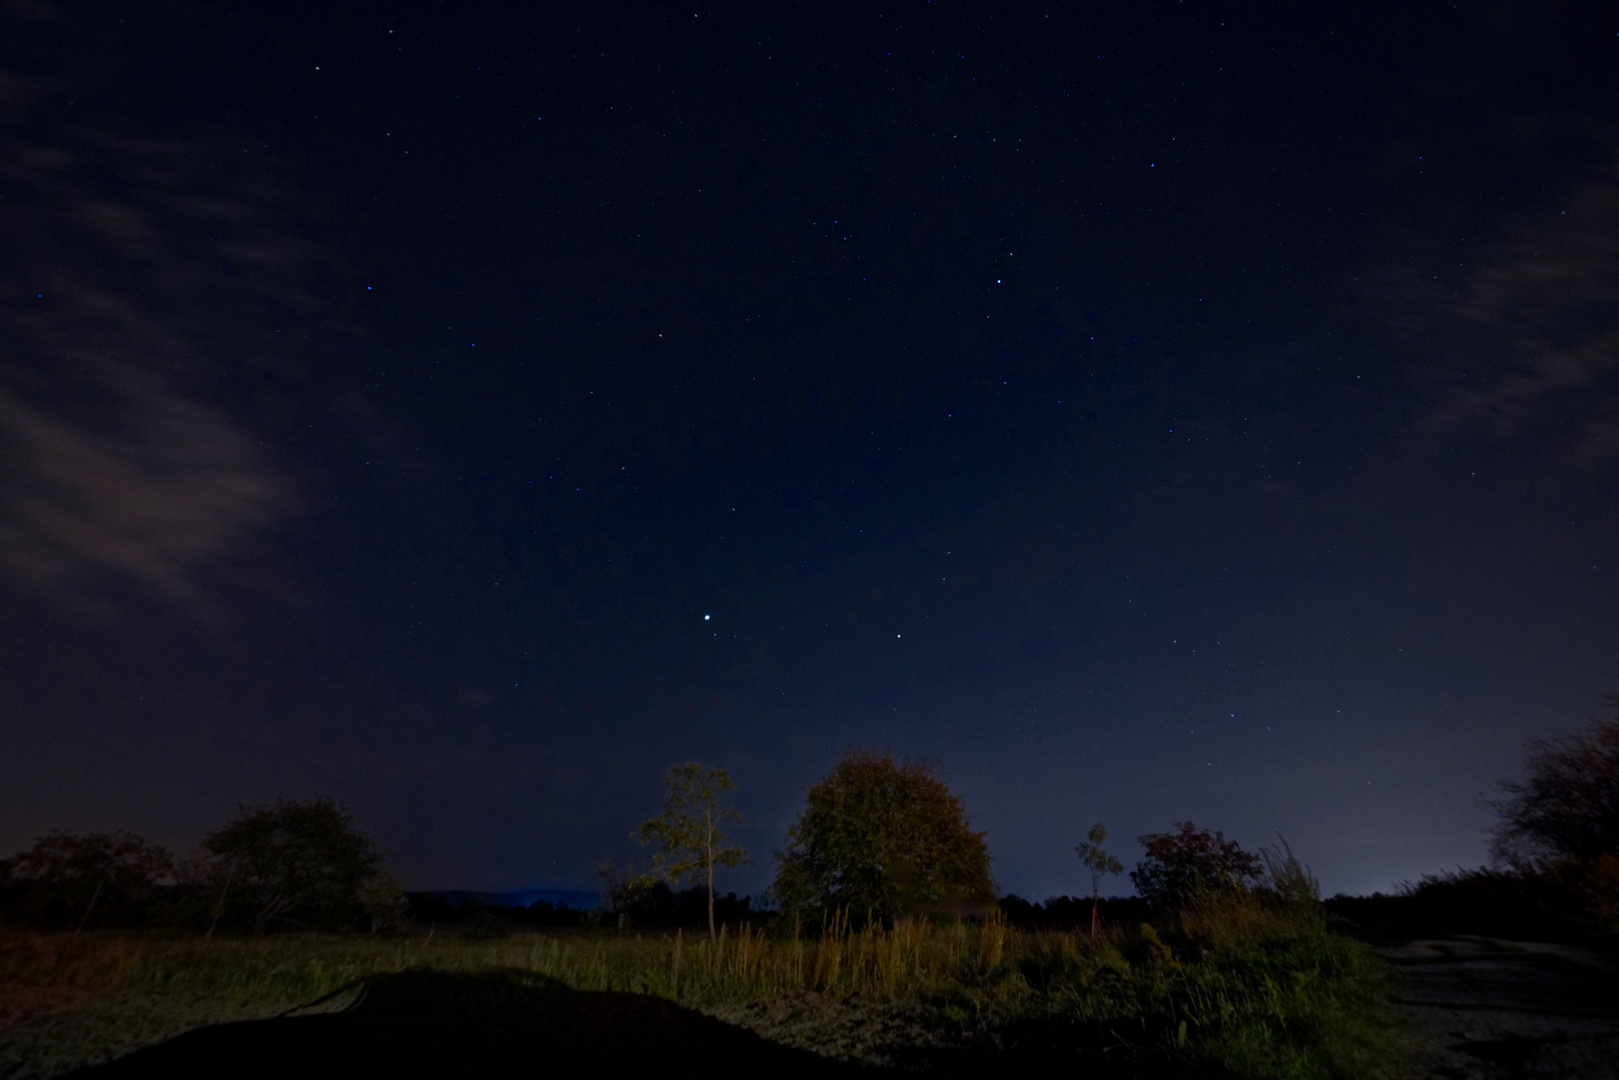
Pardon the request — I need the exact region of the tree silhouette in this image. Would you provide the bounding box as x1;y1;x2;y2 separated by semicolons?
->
9;830;172;932
1075;823;1122;935
1489;696;1619;870
771;749;995;925
203;796;384;933
635;763;750;942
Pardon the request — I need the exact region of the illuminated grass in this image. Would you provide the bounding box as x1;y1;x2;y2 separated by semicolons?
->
0;912;1391;1080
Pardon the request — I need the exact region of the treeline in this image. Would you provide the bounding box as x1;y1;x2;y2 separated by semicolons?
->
0;753;1383;939
7;693;1617;939
403;884;759;931
999;893;1150;926
1326;867;1615;942
0;796;401;934
401;889;1151;933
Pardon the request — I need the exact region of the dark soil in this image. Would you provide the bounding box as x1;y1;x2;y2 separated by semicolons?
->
59;969;862;1079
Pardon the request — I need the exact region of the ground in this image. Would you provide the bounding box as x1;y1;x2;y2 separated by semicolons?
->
1382;934;1619;1080
6;928;1619;1078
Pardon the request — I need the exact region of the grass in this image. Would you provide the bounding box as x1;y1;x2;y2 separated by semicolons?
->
0;905;1391;1080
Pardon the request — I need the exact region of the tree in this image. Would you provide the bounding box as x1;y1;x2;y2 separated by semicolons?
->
1075;822;1123;935
771;749;995;925
596;860;644;930
9;830;173;931
634;763;750;942
202;796;384;933
1130;821;1261;912
1488;699;1619;870
357;872;410;933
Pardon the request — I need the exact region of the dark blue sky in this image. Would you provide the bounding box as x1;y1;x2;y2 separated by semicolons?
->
2;0;1616;900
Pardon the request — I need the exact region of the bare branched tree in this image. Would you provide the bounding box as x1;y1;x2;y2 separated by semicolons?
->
1488;695;1619;871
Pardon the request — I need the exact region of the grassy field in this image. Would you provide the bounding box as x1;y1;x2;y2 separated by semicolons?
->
0;904;1391;1079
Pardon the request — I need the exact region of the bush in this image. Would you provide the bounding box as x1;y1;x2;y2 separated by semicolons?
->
1131;822;1262;914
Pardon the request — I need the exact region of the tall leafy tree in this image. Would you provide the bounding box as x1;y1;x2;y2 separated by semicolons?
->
771;749;995;925
634;763;749;942
203;796;383;933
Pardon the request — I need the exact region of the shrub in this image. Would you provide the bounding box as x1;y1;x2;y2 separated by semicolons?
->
1131;822;1262;913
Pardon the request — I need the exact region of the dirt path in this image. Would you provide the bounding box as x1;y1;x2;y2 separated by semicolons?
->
1382;935;1619;1079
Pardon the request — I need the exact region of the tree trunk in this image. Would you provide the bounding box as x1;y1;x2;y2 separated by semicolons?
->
74;878;104;937
706;811;717;943
206;867;234;941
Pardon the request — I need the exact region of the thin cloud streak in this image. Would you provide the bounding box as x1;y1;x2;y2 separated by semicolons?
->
0;365;292;617
0;12;306;618
1431;158;1619;458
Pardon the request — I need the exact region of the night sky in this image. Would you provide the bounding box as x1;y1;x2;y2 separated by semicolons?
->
3;1;1617;901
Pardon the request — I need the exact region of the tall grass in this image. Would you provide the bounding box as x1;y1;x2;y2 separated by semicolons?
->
0;905;1389;1080
3;917;1063;1005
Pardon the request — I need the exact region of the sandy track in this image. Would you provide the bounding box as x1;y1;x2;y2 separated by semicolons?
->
1382;936;1619;1079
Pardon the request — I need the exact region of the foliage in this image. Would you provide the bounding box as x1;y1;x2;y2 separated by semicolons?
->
6;831;174;930
1075;822;1124;934
593;880;758;929
595;860;650;928
1329;858;1619;940
1076;822;1124;902
358;873;410;933
1161;917;1392;1080
1488;698;1619;869
1256;836;1322;910
633;763;750;941
771;749;996;925
201;796;384;933
999;893;1150;927
1131;822;1262;913
1567;851;1619;926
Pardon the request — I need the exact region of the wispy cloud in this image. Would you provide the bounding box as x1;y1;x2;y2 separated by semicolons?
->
0;361;293;615
1426;160;1619;459
0;9;307;618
